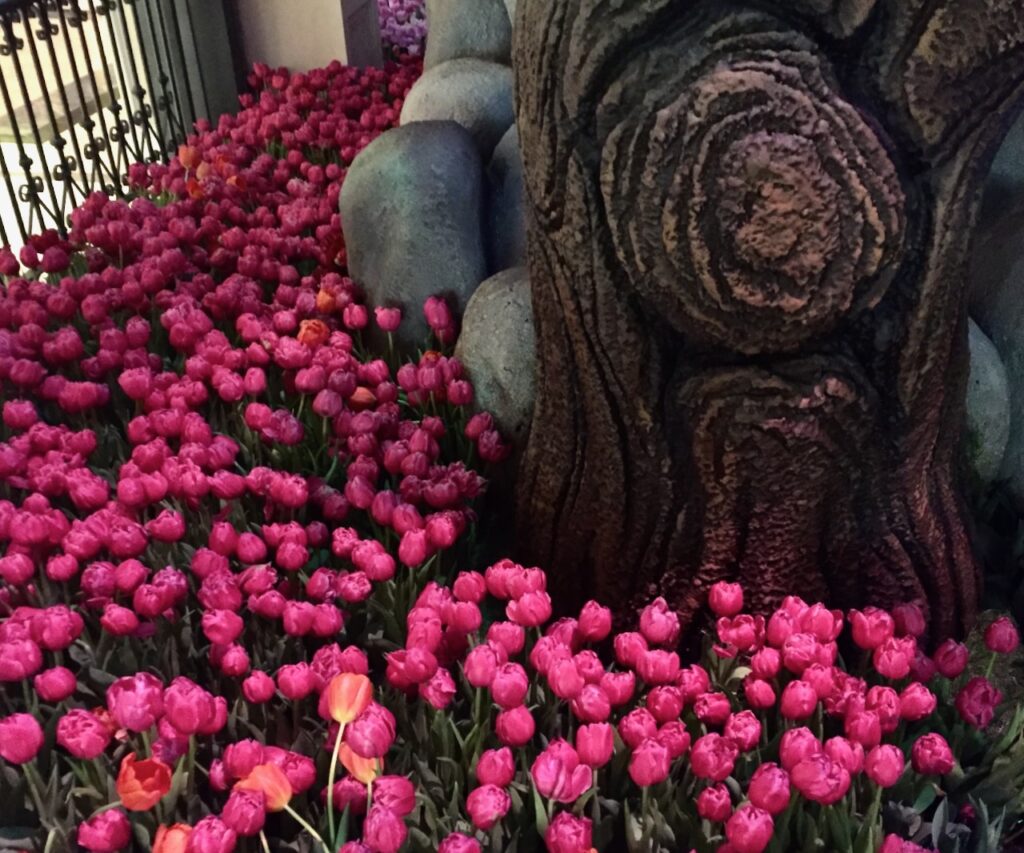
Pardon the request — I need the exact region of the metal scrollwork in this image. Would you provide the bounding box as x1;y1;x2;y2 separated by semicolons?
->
17;176;44;202
0;13;26;54
32;4;59;40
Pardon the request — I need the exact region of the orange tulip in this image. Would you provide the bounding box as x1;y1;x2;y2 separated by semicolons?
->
235;763;293;812
297;319;330;348
177;145;201;171
348;387;377;411
324;673;373;725
315;288;338;314
116;753;172;811
153;823;192;853
339;742;379;784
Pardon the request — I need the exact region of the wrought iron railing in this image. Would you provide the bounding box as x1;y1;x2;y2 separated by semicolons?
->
0;0;237;247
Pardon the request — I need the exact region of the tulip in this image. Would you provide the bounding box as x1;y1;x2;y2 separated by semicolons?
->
865;745;905;787
571;683;613;723
708;581;744;617
576;723;614;768
223;740;264;781
242;671;276;704
496;705;535;747
57;709;112;759
491;661;529;708
577;601;613;642
849;606;895;650
791;754;851;805
466;784;512;830
235;763;292;811
78;809;131;852
0;713;44;764
725;805;774;853
439;833;482;853
984;616;1020;654
477;747;516;787
163;676;217;734
933;639;969;678
363;805;407;853
690;734;739;781
694;691;732;726
183;815;235;853
892;603;927;638
532;741;592;803
779;728;822;771
420;667;457;709
724;710;762;752
324;672;373;724
221;788;265;836
880;836;931;853
372;776;416;817
153;823;192;853
697;783;733;821
899;682;937;721
614;632;648;669
106;672;164;732
324;777;368;816
748;763;790;815
618;708;658;749
629;737;671;786
33;666;77;702
116;753;173;811
544;811;594;853
639;596;681;645
345;703;396;758
955;677;1003;729
744;678;776;710
340;742;380;784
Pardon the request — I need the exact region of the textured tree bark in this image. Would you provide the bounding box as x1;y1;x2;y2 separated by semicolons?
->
512;0;1024;639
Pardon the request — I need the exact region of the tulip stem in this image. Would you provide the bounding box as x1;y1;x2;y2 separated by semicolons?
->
326;722;347;845
986;651;997;679
284;804;331;853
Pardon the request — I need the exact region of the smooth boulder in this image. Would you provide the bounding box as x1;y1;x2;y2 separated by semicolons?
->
339;121;487;349
486;124;527;272
967;320;1011;483
970;198;1024;502
400;59;515;156
455;266;535;446
424;0;511;69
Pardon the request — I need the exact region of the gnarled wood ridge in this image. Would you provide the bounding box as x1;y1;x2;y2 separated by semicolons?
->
512;0;1024;639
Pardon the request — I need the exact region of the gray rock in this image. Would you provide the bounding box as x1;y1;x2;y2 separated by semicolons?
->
455;266;535;445
339;121;487;349
970;199;1024;502
984;112;1024;215
504;0;516;23
967;320;1011;483
424;0;511;69
400;59;515;156
487;124;527;272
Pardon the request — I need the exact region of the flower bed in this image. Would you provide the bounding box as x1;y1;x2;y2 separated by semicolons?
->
1;55;1024;853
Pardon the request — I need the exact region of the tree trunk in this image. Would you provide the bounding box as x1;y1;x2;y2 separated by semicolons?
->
512;0;1024;639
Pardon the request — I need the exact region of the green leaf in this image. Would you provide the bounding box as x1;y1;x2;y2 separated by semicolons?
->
824;805;852;852
931;796;949;849
912;784;938;814
532;784;549;838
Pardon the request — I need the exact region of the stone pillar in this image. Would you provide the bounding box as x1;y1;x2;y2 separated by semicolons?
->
340;0;384;68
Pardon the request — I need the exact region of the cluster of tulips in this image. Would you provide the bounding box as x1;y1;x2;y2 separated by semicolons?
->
377;0;427;56
2;42;1024;853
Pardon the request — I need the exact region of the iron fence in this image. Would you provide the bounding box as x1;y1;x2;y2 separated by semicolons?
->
0;0;237;247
